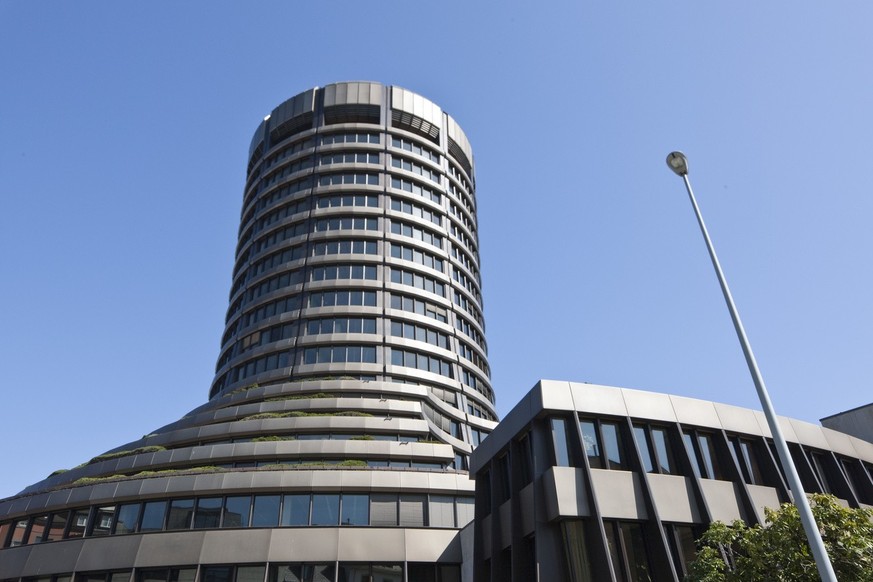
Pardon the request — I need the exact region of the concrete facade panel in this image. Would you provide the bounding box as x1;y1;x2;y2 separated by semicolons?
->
590;469;647;520
622;388;677;423
647;474;701;523
570;382;629;417
699;480;745;523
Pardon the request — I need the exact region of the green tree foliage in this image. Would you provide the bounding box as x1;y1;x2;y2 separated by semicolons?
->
688;494;873;582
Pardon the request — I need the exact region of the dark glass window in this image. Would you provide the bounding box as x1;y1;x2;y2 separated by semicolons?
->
340;494;368;526
67;508;89;538
606;521;654;582
311;494;340;526
551;417;572;466
252;495;281;527
45;511;69;541
651;428;674;475
236;566;266;582
581;420;602;468
223;496;251;527
634;425;678;475
114;503;140;534
201;567;232;582
140;501;167;532
91;506;115;536
665;524;698;579
166;499;194;530
25;514;48;544
281;494;310;526
194;497;222;529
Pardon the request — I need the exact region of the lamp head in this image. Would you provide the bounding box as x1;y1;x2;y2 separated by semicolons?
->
666;151;689;176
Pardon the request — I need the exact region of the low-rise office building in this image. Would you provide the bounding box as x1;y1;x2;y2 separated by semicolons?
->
469;380;873;582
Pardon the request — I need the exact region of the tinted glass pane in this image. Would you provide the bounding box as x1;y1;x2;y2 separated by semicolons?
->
372;565;402;582
311;494;339;525
138;570;169;582
223;496;251;527
699;434;721;479
170;570;196;582
604;522;627;582
252;495;281;527
620;522;653;582
26;515;48;544
140;501;167;532
340;494;369;526
282;494;310;526
167;499;194;530
550;418;571;466
91;506;115;536
236;566;266;582
304;564;335;582
651;428;674;475
67;509;89;538
194;497;222;529
580;421;602;468
270;566;301;582
740;441;763;485
201;567;232;582
683;433;702;478
633;426;654;474
45;511;68;541
602;423;626;470
115;503;140;534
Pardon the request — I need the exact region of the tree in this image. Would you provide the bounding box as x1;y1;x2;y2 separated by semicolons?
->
687;494;873;582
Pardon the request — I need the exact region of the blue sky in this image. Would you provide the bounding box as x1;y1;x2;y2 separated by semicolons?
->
2;1;871;499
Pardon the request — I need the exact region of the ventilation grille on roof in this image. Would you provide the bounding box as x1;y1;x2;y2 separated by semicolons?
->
447;138;473;179
391;110;440;144
269;112;314;146
323;104;381;125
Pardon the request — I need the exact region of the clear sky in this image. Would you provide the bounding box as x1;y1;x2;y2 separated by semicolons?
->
2;1;871;499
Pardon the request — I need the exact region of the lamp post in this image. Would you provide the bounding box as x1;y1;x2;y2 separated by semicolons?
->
665;151;837;582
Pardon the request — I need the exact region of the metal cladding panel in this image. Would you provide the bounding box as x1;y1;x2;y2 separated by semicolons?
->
699;479;745;523
570;382;629;417
0;546;30;578
788;418;831;449
849;436;873;463
269;89;317;129
622;387;677;423
23;540;81;574
542;466;591;521
322;81;383;106
199;529;272;563
820;427;860;457
391;86;443;128
538;379;575;412
446;116;474;168
589;469;647;520
406;528;463;561
75;536;142;571
647;474;701;523
754;411;799;442
746;484;782;523
268;528;340;561
714;402;763;436
134;531;207;567
669;395;722;429
337;528;406;561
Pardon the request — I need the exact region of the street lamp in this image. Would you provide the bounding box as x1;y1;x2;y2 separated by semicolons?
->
665;151;837;582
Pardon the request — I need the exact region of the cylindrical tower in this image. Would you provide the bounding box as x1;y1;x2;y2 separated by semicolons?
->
0;83;497;581
210;82;496;461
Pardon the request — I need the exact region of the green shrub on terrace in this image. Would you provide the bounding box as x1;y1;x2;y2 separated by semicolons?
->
242;411;373;421
49;469;69;477
251;436;296;442
265;392;335;402
72;475;126;486
349;435;375;441
87;445;167;465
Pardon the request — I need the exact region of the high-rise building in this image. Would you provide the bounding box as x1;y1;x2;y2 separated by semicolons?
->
0;82;498;582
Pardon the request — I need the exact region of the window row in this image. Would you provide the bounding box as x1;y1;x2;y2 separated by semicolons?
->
390;197;441;226
389;267;445;297
310;264;377;283
303;345;377;365
448;201;477;238
264;136;315;170
320;132;380;145
453;292;483;327
450;242;480;282
390;348;453;379
318;173;378;187
389;292;448;323
0;563;462;582
461;370;491;401
452;268;480;301
391;156;440;184
222;294;302;347
231;350;293;384
250;220;309;257
389;219;443;249
449;223;477;254
390;320;449;350
447;182;475;218
320;152;379;166
307;317;377;335
245;270;305;303
315;193;378;209
391;136;440;163
235;245;306;295
308;289;378;308
261;157;314;191
454;315;486;351
314;216;378;232
219;322;298;368
458;341;489;375
0;492;475;548
389;242;444;272
448;162;471;193
243;196;310;249
243;176;313;230
390;176;441;204
311;239;378;257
